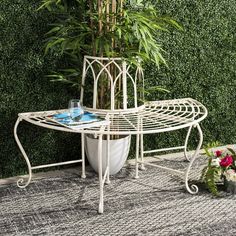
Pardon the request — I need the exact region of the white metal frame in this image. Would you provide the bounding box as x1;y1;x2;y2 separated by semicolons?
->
80;56;144;110
14;56;208;213
14;112;110;214
79;56;208;195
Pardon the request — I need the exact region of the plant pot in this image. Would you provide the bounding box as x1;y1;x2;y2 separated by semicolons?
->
85;135;131;175
224;179;236;194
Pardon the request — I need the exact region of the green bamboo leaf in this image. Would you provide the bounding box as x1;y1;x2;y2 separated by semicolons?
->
147;86;170;93
44;38;65;54
45;26;61;35
37;0;52;11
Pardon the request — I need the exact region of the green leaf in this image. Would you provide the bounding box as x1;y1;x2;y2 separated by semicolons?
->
146;86;170;93
204;166;220;196
45;26;61;35
227;148;236;156
44;38;65;54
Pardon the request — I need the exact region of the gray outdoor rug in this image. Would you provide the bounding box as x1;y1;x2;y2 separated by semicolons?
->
0;156;236;236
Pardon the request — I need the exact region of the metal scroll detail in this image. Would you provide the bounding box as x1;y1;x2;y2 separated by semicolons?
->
14;113;110;214
14;117;32;188
184;124;203;194
184;126;193;161
137;123;204;195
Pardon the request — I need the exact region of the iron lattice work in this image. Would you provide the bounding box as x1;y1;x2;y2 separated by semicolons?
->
14;56;208;213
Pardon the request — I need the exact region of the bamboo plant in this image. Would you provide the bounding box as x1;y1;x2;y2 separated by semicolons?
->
39;0;181;109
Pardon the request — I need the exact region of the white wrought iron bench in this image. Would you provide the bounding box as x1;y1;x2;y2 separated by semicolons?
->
80;56;207;195
14;56;207;213
14;111;110;213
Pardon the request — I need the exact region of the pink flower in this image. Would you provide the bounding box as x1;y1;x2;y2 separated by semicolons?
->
220;155;233;167
215;150;222;157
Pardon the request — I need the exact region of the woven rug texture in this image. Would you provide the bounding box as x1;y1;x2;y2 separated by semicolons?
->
0;156;236;236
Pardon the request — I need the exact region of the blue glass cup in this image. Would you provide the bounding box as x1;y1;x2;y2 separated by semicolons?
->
68;99;84;122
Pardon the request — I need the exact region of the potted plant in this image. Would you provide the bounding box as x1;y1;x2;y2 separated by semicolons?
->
202;143;236;195
39;0;181;174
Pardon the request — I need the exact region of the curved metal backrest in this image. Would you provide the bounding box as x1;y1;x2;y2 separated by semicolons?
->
80;56;144;111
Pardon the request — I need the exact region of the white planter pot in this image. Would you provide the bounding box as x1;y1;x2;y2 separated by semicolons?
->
85;135;131;175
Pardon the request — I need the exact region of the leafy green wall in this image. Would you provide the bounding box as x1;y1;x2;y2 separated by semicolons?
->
0;0;235;178
0;0;80;178
143;0;236;150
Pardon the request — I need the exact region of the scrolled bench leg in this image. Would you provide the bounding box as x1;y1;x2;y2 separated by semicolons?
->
184;126;193;161
81;133;86;179
139;133;146;171
106;128;111;185
98;134;104;213
14;117;32;188
135;134;140;179
184;123;203;194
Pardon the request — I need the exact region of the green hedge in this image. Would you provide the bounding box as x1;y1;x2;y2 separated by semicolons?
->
0;0;81;178
143;0;236;149
0;0;236;178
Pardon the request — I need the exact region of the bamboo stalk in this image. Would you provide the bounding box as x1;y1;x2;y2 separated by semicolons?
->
96;1;125;109
111;1;117;27
89;0;96;56
106;0;110;32
106;0;111;102
98;0;104;108
98;0;103;35
120;0;123;10
119;0;123;16
111;0;116;51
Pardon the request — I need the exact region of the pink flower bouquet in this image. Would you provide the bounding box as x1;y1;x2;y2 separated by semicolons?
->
202;146;236;195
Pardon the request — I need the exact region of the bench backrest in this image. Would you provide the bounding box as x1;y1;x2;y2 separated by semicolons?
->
80;56;144;111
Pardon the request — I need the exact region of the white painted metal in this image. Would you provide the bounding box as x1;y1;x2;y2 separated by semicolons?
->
14;117;32;188
98;132;104;213
135;115;140;179
75;55;208;196
138;161;184;176
17;98;207;136
140;117;145;170
97;123;109;214
184;124;203;194
139;124;204;194
106;121;110;184
14;56;208;213
184;126;193;161
143;146;185;154
81;133;86;178
31;160;83;170
135;132;140;179
14;111;110;213
80;56;142;110
102;167;109;186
